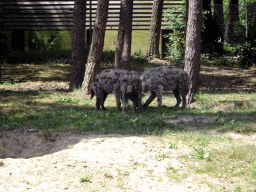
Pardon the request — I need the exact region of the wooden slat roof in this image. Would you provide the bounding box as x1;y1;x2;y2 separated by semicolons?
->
0;0;182;30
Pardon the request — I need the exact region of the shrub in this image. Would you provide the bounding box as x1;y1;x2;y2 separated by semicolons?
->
235;7;256;68
163;0;187;60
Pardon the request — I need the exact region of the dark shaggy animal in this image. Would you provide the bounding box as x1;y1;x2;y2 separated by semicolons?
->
140;66;189;108
91;69;143;115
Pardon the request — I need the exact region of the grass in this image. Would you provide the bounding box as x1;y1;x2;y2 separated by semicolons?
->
80;175;91;183
1;61;256;191
104;30;149;55
22;30;150;55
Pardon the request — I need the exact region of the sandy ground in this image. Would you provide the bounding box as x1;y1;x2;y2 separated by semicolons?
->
1;123;256;192
0;129;208;192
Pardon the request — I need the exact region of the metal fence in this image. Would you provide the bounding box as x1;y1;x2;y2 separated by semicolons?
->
104;3;256;56
202;3;256;55
1;1;256;57
0;0;182;56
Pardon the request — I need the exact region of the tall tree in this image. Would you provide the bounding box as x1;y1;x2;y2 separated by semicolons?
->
201;0;223;54
184;0;202;105
146;0;164;59
225;0;239;43
213;0;224;51
115;0;133;70
201;0;212;50
69;0;86;91
82;0;110;95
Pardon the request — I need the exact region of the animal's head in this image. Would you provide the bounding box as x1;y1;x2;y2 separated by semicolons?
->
141;92;147;98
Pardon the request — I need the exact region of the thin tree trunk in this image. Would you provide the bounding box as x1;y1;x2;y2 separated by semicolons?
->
81;0;110;96
146;0;164;59
115;0;133;70
214;0;224;37
213;0;224;51
201;0;213;50
225;0;239;43
184;0;202;105
69;0;86;91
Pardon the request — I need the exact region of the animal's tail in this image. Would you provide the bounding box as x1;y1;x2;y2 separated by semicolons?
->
90;88;95;99
126;85;133;94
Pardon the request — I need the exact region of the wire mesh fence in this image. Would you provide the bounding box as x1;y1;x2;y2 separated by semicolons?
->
2;3;256;61
102;3;256;57
202;3;256;55
104;30;149;56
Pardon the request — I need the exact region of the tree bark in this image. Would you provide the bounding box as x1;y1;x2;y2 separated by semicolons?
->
213;0;224;51
115;0;133;70
184;0;202;105
69;0;86;91
146;0;164;59
225;0;239;43
201;0;213;49
81;0;110;96
213;0;224;37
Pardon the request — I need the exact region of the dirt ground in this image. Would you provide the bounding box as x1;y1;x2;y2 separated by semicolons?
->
1;128;256;192
0;63;256;191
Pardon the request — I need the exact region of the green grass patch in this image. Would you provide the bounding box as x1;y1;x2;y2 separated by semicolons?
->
191;144;256;184
104;30;149;56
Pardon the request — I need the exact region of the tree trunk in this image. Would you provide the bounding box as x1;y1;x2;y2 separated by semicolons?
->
146;0;164;59
201;0;213;51
81;0;109;96
184;0;202;105
213;0;224;52
115;0;133;70
213;0;224;37
69;0;86;91
225;0;239;43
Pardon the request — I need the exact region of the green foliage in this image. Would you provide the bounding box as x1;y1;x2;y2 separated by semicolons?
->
116;168;129;176
58;97;79;104
133;49;144;57
27;31;62;52
163;0;186;60
101;50;115;66
192;147;213;161
80;175;91;182
168;141;178;149
155;150;168;161
1;31;71;64
235;20;256;68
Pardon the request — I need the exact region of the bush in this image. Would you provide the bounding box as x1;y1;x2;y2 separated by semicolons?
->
163;0;187;60
101;50;115;64
235;20;256;68
3;31;71;64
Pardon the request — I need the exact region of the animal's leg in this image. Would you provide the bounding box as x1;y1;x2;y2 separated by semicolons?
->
137;97;143;111
173;89;181;107
143;92;156;108
122;95;130;115
114;92;122;111
156;86;164;108
96;96;102;110
101;91;108;110
180;90;187;108
132;99;137;113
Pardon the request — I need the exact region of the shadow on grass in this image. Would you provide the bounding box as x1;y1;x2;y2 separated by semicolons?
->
1;88;256;159
1;63;71;83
